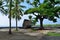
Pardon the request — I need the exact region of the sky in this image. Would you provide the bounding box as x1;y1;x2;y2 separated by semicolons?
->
0;0;60;27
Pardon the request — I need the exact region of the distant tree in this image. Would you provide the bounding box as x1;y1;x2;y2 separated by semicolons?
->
25;0;60;29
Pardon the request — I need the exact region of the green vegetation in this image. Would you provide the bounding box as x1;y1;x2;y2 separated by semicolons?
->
34;24;60;27
43;24;60;27
25;0;60;29
11;0;25;31
31;28;37;31
47;32;60;36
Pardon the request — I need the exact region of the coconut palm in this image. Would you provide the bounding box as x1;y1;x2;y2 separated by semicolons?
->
0;0;12;34
11;0;25;31
2;0;13;34
8;0;12;34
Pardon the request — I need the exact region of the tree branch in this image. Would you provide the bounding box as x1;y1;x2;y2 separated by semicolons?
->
33;13;37;16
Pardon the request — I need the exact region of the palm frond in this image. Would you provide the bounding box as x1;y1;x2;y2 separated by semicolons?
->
20;5;26;8
0;6;8;15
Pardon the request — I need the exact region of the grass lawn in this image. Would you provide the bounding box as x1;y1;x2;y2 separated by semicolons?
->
47;32;60;36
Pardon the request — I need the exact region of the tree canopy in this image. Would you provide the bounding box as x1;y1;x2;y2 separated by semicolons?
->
24;0;60;29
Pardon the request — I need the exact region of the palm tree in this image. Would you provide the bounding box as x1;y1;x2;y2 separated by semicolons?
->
4;0;13;34
0;0;12;34
11;0;25;31
8;0;12;34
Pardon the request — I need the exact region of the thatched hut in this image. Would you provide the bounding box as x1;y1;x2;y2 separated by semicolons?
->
23;19;31;29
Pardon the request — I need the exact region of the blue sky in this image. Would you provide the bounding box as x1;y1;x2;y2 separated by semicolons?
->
0;0;60;27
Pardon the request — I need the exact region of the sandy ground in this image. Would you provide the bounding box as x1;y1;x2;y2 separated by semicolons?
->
0;31;41;40
0;28;44;40
0;28;60;40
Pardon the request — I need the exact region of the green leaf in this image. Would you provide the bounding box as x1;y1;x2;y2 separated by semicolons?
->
29;15;32;19
53;19;57;22
0;1;2;6
26;0;30;3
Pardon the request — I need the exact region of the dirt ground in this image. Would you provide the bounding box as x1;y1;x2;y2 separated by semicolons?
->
0;31;41;40
0;28;60;40
0;28;43;40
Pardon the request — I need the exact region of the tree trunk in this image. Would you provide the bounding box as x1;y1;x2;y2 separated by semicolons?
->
39;18;44;30
9;0;12;34
15;0;18;31
16;17;18;31
9;17;12;34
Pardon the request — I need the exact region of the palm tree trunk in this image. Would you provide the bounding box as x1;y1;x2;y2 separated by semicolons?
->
39;18;44;30
9;16;12;34
15;0;18;31
9;0;12;34
16;16;18;31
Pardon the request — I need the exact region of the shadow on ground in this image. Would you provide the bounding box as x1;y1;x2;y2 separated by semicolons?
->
40;35;60;40
0;31;41;40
